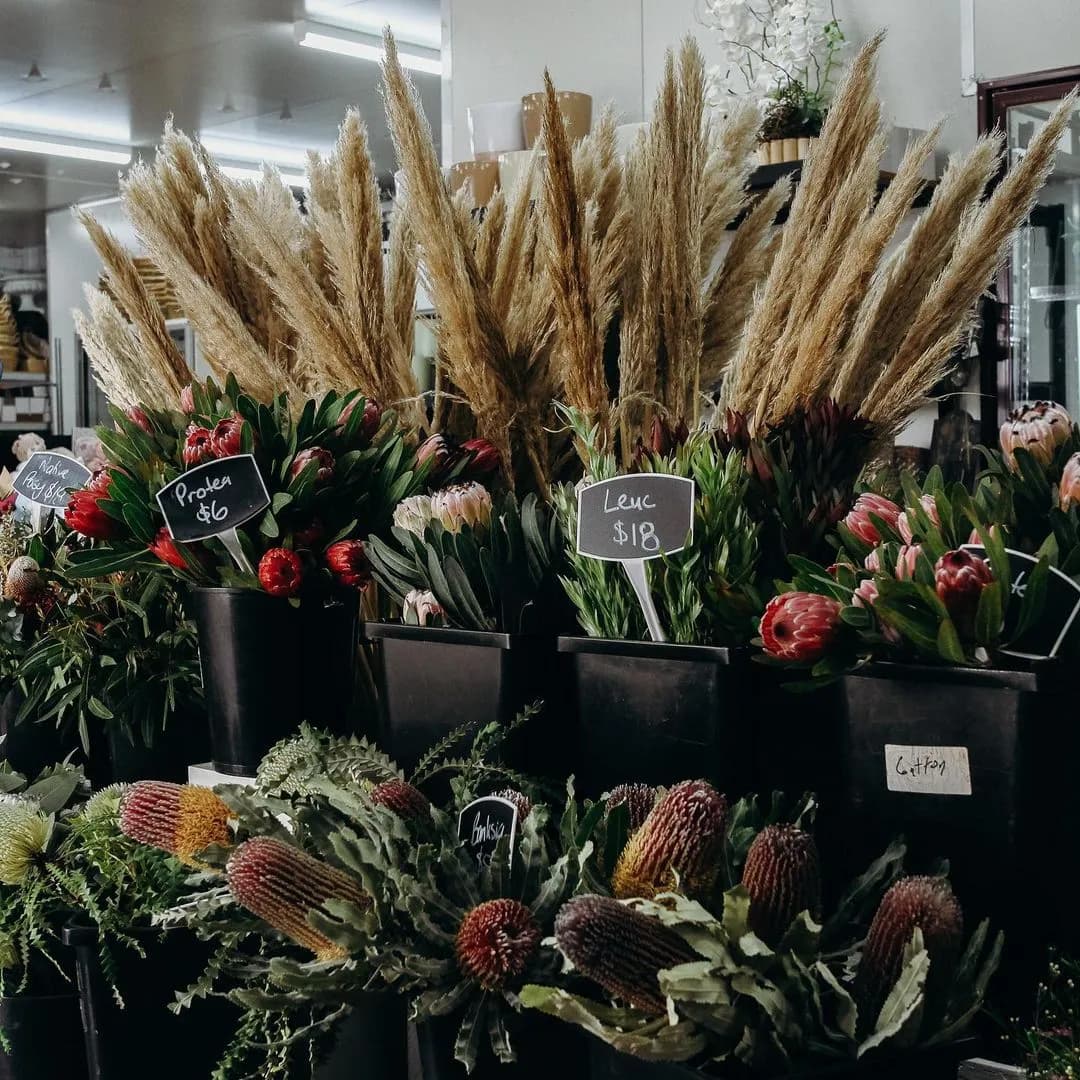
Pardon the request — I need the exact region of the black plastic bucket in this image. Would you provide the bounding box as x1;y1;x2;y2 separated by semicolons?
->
312;995;408;1079
0;993;87;1080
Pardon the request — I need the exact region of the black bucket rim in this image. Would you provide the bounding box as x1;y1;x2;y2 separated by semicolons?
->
363;621;536;650
557;634;738;664
846;658;1057;692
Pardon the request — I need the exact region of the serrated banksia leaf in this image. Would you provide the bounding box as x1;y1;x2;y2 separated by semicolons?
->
741;825;822;945
226;837;370;961
119;781;231;867
455;898;542;990
611;779;726;900
554;895;697;1015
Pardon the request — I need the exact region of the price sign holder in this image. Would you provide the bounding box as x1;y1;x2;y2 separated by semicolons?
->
576;474;695;643
457;795;519;871
156;455;270;575
12;451;93;534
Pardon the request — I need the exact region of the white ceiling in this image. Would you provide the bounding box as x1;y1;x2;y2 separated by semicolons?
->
0;0;442;227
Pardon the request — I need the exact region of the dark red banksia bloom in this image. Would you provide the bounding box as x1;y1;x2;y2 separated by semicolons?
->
226;837;370;961
455;898;542;990
369;778;430;824
741;825;822;945
604;783;658;834
612;779;727;900
490;788;532;822
119;781;232;867
64;470;117;540
554;895;697;1016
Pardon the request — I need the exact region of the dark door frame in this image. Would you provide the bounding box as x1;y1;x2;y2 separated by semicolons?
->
977;66;1080;436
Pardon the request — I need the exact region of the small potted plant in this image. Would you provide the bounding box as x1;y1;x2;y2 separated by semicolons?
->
64;376;423;775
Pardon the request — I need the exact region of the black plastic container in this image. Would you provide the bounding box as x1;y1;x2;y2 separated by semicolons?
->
0;687;69;779
0;993;87;1080
587;1037;979;1080
191;588;357;775
841;661;1079;1012
62;925;234;1080
312;996;408;1080
365;623;571;778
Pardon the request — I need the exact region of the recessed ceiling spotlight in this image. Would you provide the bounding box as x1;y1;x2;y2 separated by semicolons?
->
22;62;46;82
56;167;64;175
0;162;9;170
220;92;237;114
9;177;23;185
97;73;115;92
279;98;293;121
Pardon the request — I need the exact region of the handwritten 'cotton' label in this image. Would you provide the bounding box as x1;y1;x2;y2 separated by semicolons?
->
884;744;972;796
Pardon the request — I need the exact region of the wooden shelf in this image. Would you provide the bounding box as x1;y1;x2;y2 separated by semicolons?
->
0;421;50;431
0;373;51;386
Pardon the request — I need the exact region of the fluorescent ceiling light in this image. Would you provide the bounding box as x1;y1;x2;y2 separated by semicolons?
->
295;20;442;76
304;0;441;49
76;194;123;210
200;134;312;170
218;163;309;188
0;131;130;165
0;108;129;144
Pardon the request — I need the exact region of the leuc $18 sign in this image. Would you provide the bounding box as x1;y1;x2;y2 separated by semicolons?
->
576;474;695;561
155;454;270;544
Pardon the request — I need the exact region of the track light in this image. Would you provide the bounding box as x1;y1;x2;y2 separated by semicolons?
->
294;20;441;76
0;130;130;165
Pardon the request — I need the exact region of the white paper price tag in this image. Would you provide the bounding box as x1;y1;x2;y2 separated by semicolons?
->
884;744;972;797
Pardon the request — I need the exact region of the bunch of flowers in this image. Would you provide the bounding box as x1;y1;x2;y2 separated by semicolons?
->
1018;950;1080;1079
64;376;424;602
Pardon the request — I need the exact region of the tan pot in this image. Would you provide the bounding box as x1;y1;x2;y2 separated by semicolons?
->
781;137;799;163
521;90;592;149
797;136;813;160
448;160;500;209
767;139;784;165
757;142;772;166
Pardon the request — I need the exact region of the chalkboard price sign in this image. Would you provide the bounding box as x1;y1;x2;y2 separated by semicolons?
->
962;543;1080;659
13;452;92;510
457;795;519;871
576;474;695;641
156;455;270;573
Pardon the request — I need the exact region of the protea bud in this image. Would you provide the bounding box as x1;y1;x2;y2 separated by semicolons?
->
226;837;369;960
290;447;335;484
895;544;922;580
863;548;884;573
1061;453;1080;510
934;550;992;639
392;494;434;536
415;434;461;482
455;898;541;989
339;396;381;442
0;803;50;884
430;483;493;533
554;895;697;1015
611;780;727;900
758;592;842;663
604;784;658;834
460;438;501;480
403;588;445;627
855;875;963;1023
369;779;430;823
897;495;941;545
1000;401;1072;471
853;577;879;609
843;493;901;546
741;825;821;945
3;556;44;608
490;788;532;822
119;781;232;867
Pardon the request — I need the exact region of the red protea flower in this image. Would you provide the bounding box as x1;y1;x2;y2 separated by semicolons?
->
180;384;196;414
125;406;152;433
119;781;232;867
339;396;381;441
741;825;821;945
325;539;370;588
148;526;187;570
895;543;922;580
226;837;369;961
455;898;541;989
1061;452;1080;511
605;784;658;834
554;895;697;1015
1000;401;1072;471
210;415;246;458
843;493;901;546
64;470;117;540
290;447;334;484
460;438;501;480
0;492;15;517
415;434;461;486
897;494;941;544
856;875;963;1024
759;592;842;663
258;548;303;598
369;779;430;823
612;779;727;900
934;550;992;639
183;425;214;467
490;788;532;822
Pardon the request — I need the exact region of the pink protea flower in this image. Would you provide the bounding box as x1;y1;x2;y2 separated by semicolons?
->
895;544;922;580
934;550;993;639
180;384;196;414
759;592;842;663
864;548;884;573
290;447;334;484
1061;452;1080;511
430;483;492;533
843;493;902;546
1000;401;1072;471
853;577;901;644
125;406;152;433
897;494;940;544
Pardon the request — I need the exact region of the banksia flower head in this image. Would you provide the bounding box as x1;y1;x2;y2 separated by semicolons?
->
604;784;658;834
856;875;963;1023
119;781;232;867
258;547;303;598
226;837;369;961
897;494;941;545
403;588;445;626
369;778;430;824
741;825;822;945
844;493;901;546
0;803;51;885
430;483;493;533
182;425;214;467
3;556;44;609
325;539;370;588
934;550;992;639
1061;453;1080;511
290;447;335;484
1000;401;1072;471
554;895;697;1015
759;592;842;663
612;780;727;900
455;898;541;990
393;494;434;536
490;788;532;822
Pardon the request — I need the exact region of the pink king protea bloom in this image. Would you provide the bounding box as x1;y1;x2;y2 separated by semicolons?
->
843;493;901;546
759;592;842;663
1000;401;1072;471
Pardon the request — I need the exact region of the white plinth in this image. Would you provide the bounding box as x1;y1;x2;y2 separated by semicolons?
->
187;762;256;789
